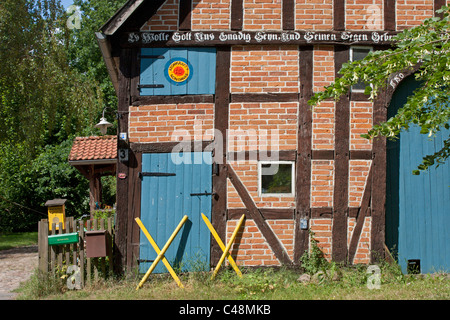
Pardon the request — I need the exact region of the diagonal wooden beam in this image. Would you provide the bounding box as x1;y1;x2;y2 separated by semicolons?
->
227;164;292;265
348;164;373;263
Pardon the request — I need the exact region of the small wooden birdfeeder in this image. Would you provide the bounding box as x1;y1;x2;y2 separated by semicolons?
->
45;199;67;231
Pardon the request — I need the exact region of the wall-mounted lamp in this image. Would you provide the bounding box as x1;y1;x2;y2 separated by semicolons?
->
95;108;114;135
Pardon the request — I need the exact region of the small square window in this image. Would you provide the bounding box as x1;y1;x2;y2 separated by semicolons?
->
350;46;372;92
258;162;295;197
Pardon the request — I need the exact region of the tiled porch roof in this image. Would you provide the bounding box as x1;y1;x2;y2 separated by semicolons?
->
69;136;117;163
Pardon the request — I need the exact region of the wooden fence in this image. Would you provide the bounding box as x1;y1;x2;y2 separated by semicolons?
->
38;217;114;288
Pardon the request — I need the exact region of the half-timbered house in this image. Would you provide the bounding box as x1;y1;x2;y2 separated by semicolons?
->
96;0;450;274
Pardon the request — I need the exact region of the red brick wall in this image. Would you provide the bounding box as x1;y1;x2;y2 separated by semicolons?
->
231;46;299;94
311;160;334;208
312;101;335;150
243;0;282;30
397;0;434;30
141;0;179;31
313;46;335;92
228;102;298;152
295;0;333;30
192;0;231;30
128;104;214;143
227;219;294;266
310;219;333;261
141;0;440;32
350;101;373;151
346;0;384;30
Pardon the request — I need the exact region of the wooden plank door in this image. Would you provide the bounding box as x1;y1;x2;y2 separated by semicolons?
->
139;152;213;274
386;76;450;273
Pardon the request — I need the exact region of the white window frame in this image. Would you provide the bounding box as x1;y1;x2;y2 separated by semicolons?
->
350;46;373;93
258;161;295;197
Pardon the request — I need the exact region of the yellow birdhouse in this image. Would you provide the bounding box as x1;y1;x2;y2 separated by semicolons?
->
45;199;67;231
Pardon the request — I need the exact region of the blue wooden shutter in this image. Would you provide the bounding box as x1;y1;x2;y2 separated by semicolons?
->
140;47;216;96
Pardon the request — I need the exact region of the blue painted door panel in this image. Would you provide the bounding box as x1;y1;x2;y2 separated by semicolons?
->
140;47;216;96
386;76;450;273
139;152;212;274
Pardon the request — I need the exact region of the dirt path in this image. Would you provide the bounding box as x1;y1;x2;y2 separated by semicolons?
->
0;246;38;300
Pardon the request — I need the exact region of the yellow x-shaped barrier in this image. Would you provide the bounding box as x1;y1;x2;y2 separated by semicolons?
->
135;216;188;290
202;213;245;280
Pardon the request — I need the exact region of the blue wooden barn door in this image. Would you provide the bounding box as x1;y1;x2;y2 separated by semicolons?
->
386;76;450;273
139;152;212;274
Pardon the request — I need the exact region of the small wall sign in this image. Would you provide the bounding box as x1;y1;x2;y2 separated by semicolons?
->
119;149;129;162
166;58;192;85
118;173;127;180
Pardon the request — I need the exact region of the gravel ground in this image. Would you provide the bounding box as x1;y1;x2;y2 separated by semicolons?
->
0;246;38;300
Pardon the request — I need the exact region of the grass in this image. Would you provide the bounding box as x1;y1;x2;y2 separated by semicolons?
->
7;231;450;301
0;232;38;251
16;265;450;300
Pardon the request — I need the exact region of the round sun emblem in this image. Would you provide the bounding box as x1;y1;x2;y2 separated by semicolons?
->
167;60;190;84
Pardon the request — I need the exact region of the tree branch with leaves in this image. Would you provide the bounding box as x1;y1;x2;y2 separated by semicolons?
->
309;6;450;173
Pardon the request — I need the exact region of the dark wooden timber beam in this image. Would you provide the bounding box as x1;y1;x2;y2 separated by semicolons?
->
211;47;231;266
231;0;243;30
230;93;299;103
228;208;295;220
294;46;313;263
334;0;345;31
112;0;166;34
384;0;396;31
227;164;292;265
126;151;142;271
435;0;447;19
179;0;192;31
119;31;398;48
371;89;388;263
283;0;295;30
228;150;297;162
114;48;134;274
132;95;214;105
332;45;350;263
130;141;214;153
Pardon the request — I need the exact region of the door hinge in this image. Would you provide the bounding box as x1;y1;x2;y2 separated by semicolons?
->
138;84;165;89
139;172;176;180
139;55;165;59
190;192;216;197
137;259;154;264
